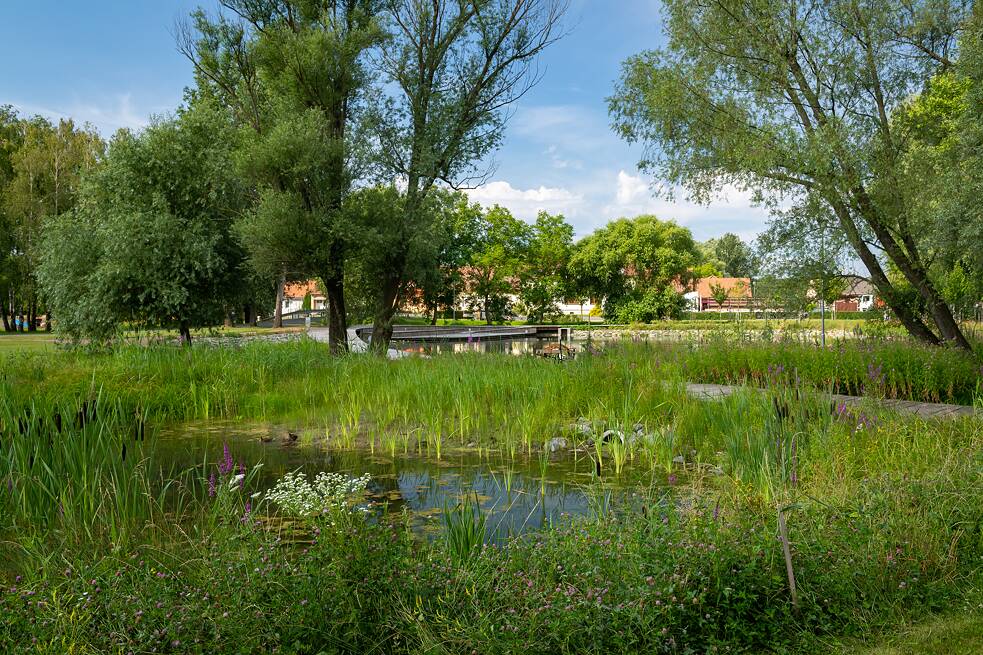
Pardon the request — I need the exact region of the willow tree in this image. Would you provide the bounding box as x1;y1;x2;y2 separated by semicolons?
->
610;0;975;351
367;0;567;352
179;0;384;352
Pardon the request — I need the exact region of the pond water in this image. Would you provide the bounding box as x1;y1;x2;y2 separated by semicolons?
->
395;336;588;356
155;421;659;542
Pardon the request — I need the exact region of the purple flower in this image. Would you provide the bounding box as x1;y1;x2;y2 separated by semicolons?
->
667;474;677;486
208;473;216;498
219;443;234;476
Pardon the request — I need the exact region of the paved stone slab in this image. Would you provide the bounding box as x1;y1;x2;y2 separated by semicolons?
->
686;384;978;420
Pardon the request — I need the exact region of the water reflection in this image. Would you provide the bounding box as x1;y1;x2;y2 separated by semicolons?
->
155;420;647;542
397;336;582;356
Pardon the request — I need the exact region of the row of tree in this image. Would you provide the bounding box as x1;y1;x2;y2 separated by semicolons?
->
0;111;103;332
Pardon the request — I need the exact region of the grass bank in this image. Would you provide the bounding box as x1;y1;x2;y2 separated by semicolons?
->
1;340;981;653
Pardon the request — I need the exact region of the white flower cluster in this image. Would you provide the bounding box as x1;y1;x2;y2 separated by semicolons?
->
265;471;371;517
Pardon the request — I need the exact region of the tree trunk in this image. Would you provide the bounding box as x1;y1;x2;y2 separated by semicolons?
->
179;320;192;347
370;275;401;355
827;196;942;346
322;274;348;355
243;304;253;326
845;188;972;351
430;303;438;326
27;299;37;332
484;296;491;325
273;269;285;329
0;294;9;332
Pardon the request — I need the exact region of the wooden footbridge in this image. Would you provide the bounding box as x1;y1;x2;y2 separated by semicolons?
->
352;324;574;343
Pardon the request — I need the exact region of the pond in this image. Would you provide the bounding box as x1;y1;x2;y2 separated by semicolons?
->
394;336;590;356
156;420;661;542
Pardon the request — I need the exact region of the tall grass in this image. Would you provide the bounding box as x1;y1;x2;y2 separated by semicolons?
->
676;338;982;404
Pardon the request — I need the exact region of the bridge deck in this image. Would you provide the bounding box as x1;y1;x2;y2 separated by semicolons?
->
354;325;568;342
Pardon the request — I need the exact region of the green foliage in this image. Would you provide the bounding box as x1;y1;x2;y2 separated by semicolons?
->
609;0;975;349
38;103;251;344
569;214;697;321
518;211;574;323
0;109;103;331
611;286;686;323
466;205;530;323
700;233;757;278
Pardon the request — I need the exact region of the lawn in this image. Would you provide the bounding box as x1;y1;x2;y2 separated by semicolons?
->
0;331;55;352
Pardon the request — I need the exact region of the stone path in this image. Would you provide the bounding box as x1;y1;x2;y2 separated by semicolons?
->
686;383;978;420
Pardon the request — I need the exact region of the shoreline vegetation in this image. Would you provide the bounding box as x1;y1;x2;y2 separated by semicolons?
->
1;338;981;653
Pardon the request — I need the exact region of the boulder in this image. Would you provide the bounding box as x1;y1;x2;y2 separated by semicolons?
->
546;437;569;453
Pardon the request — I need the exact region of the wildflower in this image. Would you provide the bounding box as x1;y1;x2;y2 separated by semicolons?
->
219;443;234;476
208;473;216;498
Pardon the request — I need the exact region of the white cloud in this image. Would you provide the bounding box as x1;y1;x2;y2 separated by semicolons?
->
602;170;773;241
12;93;153;136
465;180;584;221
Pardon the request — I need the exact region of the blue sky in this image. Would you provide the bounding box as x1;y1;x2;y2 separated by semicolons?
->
0;0;771;241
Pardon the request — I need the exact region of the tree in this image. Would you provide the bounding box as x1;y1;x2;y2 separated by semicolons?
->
366;0;567;351
518;211;573;323
39;103;252;345
1;113;103;332
610;0;976;351
891;10;983;323
0;105;24;332
409;192;482;324
707;233;757;278
568;215;697;321
179;0;384;353
466;205;530;324
709;282;729;311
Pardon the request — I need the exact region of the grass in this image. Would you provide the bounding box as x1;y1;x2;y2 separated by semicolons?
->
675;337;982;404
0;332;55;352
0;338;981;653
849;608;983;654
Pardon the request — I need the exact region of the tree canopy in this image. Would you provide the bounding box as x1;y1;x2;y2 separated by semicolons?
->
568;215;697;322
39;103;255;345
610;0;978;350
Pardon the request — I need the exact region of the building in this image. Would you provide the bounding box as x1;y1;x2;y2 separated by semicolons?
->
280;280;326;315
833;276;877;312
676;277;753;312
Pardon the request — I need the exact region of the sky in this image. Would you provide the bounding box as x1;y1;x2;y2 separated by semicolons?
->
0;0;773;241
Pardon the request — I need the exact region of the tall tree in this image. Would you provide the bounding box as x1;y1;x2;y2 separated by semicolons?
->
518;211;573;323
568;215;697;321
367;0;567;351
1;114;103;332
893;8;983;322
0;105;23;332
409;191;482;324
707;233;757;278
465;205;529;323
179;0;384;353
39;103;251;345
610;0;976;351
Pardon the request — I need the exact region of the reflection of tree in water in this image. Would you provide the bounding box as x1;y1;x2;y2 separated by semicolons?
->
155;420;637;541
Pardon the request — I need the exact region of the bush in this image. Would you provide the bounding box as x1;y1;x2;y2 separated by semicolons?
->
610;287;686;323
